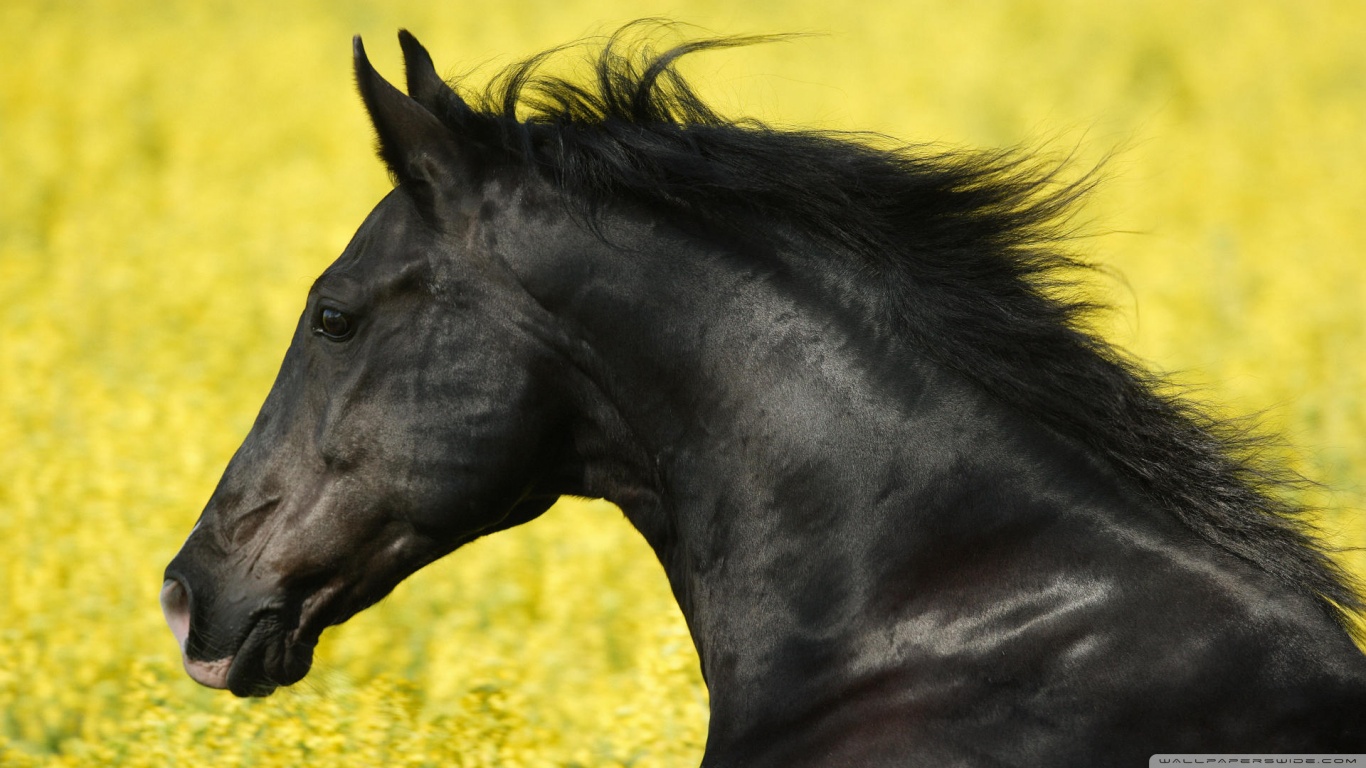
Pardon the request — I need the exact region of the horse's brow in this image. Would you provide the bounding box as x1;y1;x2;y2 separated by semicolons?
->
307;270;359;298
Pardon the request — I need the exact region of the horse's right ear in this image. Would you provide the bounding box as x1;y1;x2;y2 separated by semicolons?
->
353;35;473;223
397;29;476;125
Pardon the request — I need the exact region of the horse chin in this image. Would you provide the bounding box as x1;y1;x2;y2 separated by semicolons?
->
218;611;317;698
200;579;354;697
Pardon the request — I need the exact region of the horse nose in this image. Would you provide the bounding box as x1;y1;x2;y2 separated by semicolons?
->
161;578;191;651
159;575;235;689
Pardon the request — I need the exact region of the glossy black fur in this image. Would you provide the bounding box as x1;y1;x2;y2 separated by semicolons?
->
164;25;1366;764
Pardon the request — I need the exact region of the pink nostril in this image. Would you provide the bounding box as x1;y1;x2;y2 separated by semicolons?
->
160;578;233;689
160;579;191;651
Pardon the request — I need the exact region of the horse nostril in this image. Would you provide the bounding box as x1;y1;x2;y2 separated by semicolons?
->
160;578;191;650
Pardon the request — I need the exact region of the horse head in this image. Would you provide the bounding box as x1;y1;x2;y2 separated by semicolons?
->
162;34;576;696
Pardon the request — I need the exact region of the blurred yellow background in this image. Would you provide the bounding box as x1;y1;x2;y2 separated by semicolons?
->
3;1;1364;765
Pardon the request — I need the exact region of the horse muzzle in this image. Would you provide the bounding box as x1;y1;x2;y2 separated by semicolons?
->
160;578;234;688
159;573;315;697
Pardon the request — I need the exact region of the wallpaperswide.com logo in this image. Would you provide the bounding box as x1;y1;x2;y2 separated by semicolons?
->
1151;757;1363;766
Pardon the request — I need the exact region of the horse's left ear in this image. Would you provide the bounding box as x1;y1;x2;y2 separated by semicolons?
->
353;35;472;223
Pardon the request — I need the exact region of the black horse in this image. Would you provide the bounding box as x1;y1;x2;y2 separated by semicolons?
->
162;27;1366;764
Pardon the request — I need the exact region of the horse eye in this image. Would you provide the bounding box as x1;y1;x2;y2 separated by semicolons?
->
317;307;353;340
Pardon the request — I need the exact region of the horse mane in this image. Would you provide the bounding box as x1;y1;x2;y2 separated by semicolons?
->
419;22;1363;629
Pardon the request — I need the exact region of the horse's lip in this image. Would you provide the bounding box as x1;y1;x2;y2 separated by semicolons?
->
222;581;350;697
225;614;283;697
171;579;343;698
222;605;324;697
292;578;350;641
183;654;233;689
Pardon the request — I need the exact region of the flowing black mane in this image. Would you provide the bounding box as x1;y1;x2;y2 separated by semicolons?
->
404;24;1362;628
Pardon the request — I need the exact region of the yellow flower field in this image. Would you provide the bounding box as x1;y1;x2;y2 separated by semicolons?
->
2;1;1364;765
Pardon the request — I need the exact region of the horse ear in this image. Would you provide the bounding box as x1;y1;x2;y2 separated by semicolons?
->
397;29;473;120
353;35;471;222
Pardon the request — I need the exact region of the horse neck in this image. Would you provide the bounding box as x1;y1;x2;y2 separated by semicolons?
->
504;202;1141;733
